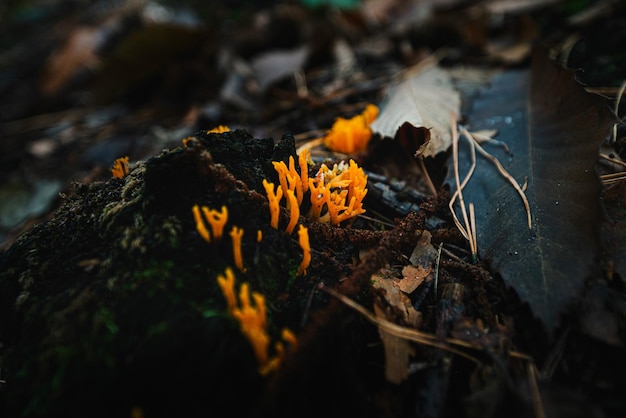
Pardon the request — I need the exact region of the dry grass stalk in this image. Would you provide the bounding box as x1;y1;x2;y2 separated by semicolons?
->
323;284;546;418
613;79;626;144
462;127;533;230
417;156;438;196
448;118;479;261
601;171;626;185
449;123;534;262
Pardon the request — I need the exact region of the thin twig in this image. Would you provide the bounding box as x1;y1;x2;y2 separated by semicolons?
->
612;79;626;143
434;242;443;296
448;119;476;243
599;152;626;169
449;120;479;261
466;129;533;230
322;284;536;364
469;203;478;263
417;156;438;196
321;284;479;363
600;172;626;185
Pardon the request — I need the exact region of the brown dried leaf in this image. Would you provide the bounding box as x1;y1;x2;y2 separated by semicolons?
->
399;265;431;293
370;62;461;157
40;26;102;95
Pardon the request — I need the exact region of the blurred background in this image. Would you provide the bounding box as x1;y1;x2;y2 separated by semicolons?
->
1;0;625;249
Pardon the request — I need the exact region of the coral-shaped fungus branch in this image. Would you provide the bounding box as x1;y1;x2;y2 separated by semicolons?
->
207;125;231;134
229;226;245;272
111;156;129;179
262;179;283;229
323;104;379;154
297;224;310;276
192;205;229;243
217;268;297;375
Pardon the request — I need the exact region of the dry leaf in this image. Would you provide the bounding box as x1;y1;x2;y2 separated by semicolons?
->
41;26;103;95
250;45;309;92
399;265;431;293
371;271;422;384
373;303;413;384
370;62;461;157
408;230;438;267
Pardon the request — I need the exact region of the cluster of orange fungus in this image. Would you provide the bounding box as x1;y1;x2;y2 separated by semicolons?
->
111;156;129;179
217;268;297;375
264;150;367;227
207;125;230;134
323;104;379;154
297;224;310;276
264;149;313;233
308;159;368;225
192;205;228;243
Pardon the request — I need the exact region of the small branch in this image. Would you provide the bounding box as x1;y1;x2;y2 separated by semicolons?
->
465;128;533;230
417;156;438;197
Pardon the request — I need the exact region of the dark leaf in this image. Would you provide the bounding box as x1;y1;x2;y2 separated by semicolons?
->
449;47;616;333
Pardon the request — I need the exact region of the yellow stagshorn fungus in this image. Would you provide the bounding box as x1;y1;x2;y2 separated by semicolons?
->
207;125;231;134
217;268;297;375
111;156;129;179
229;226;245;272
297;224;310;276
268;150;367;227
262;179;283;229
284;189;299;235
308;159;368;225
192;205;229;243
323;104;379;154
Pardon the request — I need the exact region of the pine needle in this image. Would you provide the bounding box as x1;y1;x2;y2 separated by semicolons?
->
462;127;533;230
448;119;478;260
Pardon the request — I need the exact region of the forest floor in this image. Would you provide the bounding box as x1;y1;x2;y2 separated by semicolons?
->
1;1;626;418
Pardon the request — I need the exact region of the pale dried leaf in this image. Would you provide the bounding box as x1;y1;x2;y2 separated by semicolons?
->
250;45;309;92
370;64;461;157
408;230;438;267
373;303;413;384
372;272;422;327
399;265;431;293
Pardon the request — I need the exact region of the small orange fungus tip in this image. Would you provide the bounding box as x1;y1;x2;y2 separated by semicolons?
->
323;104;379;154
111;156;129;179
229;226;245;271
217;268;294;375
285;190;299;235
297;224;310;276
234;281;270;366
361;103;379;125
181;136;194;147
192;204;229;243
263;179;283;229
217;267;237;314
130;406;144;418
257;229;263;242
192;204;211;243
204;205;229;241
207;125;230;134
281;327;298;348
298;148;311;193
